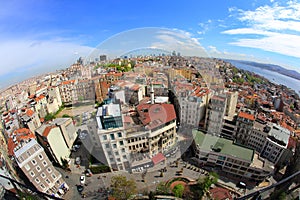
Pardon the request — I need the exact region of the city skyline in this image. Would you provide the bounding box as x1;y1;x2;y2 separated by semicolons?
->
1;0;300;89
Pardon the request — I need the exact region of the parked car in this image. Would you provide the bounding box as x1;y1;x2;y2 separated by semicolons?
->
75;157;81;165
80;175;85;185
74;144;81;149
77;185;84;193
85;168;92;177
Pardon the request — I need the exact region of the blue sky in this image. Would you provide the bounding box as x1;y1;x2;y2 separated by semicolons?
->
1;0;300;89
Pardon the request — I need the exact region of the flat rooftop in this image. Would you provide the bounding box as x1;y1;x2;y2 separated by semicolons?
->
193;130;254;162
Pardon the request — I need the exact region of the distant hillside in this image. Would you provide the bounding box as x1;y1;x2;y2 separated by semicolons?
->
226;59;300;81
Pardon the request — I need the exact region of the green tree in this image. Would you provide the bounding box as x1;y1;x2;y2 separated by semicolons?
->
172;184;184;198
44;113;55;121
62;114;71;118
110;175;137;200
156;182;170;195
198;172;218;193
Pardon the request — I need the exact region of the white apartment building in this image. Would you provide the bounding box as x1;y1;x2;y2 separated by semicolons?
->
96;101;177;172
179;87;209;128
261;124;290;164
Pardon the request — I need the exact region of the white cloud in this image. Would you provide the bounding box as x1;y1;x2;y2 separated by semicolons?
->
223;1;300;60
197;20;212;35
151;29;208;57
0;39;94;77
228;33;300;58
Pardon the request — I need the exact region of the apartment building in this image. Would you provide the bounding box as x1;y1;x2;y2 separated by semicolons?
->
14;139;68;197
192;130;273;183
58;80;76;106
205;95;227;136
179;86;209;128
225;91;238;118
47;86;62;114
261;124;290;164
73;79;95;103
96;100;177;172
235;111;256;145
96;103;129;171
19;108;41;132
35;118;76;166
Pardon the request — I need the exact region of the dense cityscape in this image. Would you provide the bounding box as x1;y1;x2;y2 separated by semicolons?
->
0;53;299;200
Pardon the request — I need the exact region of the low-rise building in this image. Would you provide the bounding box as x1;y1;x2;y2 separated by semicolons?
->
192;130;273;183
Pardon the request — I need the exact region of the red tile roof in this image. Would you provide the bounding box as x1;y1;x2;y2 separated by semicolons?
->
7;128;36;156
238;111;255;121
151;153;165;165
43;126;54;137
136;103;176;130
61;80;75;85
26;109;34;117
35;94;45;102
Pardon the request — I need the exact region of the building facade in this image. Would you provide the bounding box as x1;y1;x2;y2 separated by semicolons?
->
192;131;273;183
14;139;68;197
205;95;227;136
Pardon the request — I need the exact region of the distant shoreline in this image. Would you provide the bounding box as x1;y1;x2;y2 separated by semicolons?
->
225;59;300;81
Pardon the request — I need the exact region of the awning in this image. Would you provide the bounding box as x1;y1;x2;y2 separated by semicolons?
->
151;153;165;165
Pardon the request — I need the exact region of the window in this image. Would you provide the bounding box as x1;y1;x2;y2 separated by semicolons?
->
30;171;35;177
31;159;36;165
52;174;56;179
118;132;122;137
123;155;127;159
36;166;41;172
35;178;40;183
121;148;125;153
24;164;30;171
40;184;45;189
117;158;121;162
115;152;119;156
38;154;43;160
119;141;124;146
113;144;117;149
105;144;110;148
103;135;107;140
47;167;52;173
27;151;31;156
110;134;115;140
41;173;46;178
18;156;24;162
46;179;51;184
43;161;47;166
34;145;39;151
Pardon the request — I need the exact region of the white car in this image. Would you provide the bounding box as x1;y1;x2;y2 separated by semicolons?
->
80;175;85;185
